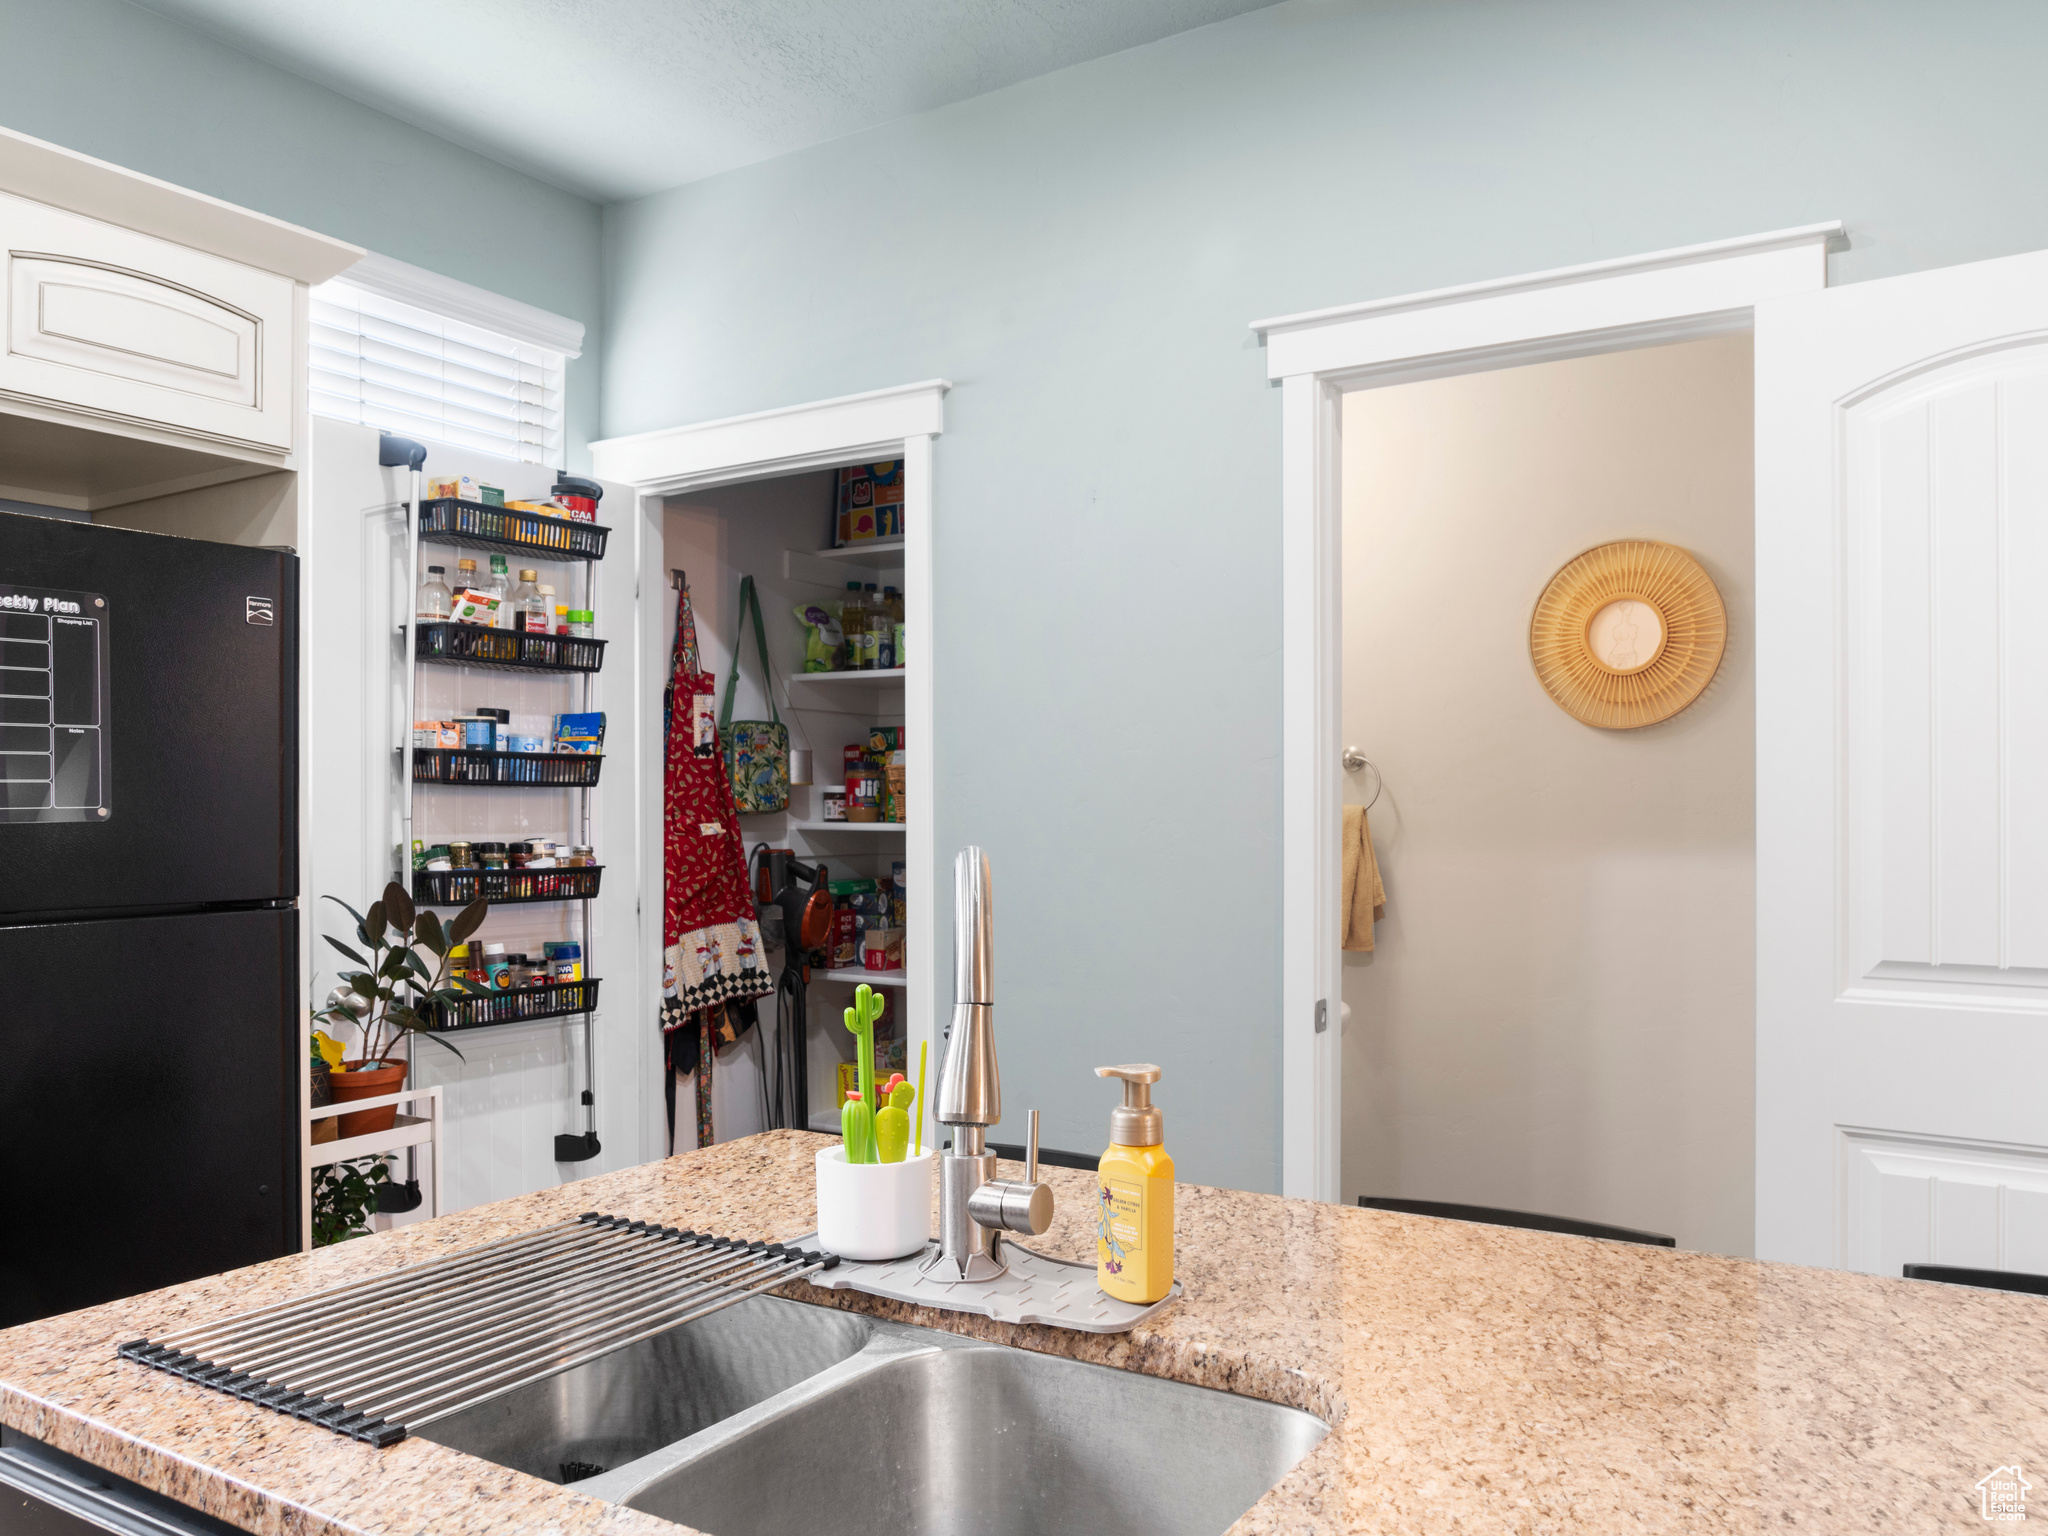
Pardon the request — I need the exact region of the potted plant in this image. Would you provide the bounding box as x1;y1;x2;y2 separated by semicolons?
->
314;881;486;1137
313;1154;394;1245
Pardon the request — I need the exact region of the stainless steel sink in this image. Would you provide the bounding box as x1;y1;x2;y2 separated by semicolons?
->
423;1293;1327;1535
609;1326;1327;1536
415;1295;871;1484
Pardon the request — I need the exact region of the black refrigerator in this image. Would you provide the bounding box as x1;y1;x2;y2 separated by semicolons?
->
0;513;298;1329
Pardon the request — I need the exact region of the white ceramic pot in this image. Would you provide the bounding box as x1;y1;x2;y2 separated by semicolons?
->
815;1146;934;1261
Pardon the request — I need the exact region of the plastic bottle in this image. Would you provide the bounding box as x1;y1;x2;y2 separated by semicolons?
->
878;586;904;669
840;581;868;671
510;569;547;633
486;555;511;627
1094;1064;1174;1304
536;583;558;633
861;584;884;670
417;565;452;620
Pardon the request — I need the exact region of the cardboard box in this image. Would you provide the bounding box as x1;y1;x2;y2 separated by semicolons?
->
426;476;504;507
551;711;606;753
448;589;500;626
835;460;905;545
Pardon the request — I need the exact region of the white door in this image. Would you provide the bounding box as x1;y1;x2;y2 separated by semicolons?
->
1758;247;2048;1272
303;417;659;1213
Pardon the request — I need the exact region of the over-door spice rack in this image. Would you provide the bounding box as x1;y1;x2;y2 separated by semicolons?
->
413;866;605;906
418;497;610;560
412;748;605;787
426;978;603;1031
415;623;606;673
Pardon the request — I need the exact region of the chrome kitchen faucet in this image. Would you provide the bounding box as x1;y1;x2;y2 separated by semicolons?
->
924;846;1052;1281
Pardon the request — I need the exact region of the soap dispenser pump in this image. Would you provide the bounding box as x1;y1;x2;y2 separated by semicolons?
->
1094;1064;1174;1304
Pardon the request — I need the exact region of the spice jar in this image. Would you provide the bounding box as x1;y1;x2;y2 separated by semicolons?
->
477;841;508;870
448;839;475;869
567;845;595;867
544;940;582;982
568;609;594;639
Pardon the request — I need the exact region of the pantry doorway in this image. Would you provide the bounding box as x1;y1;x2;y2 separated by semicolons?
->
590;381;946;1153
1254;225;1838;1206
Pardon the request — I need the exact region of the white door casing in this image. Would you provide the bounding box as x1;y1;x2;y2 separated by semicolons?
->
1256;224;1836;1202
1757;247;2048;1270
591;381;948;1110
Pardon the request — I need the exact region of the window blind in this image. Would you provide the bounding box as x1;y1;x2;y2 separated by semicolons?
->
309;280;565;466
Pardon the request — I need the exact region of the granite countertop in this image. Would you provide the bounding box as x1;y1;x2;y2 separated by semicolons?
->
3;1128;2045;1533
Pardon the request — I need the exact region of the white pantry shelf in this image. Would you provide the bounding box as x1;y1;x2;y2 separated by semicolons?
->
787;667;905;687
784;541;904;589
815;539;904;561
817;968;907;988
790;821;906;835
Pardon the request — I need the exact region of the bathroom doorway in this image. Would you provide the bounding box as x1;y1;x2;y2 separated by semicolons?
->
1338;335;1755;1254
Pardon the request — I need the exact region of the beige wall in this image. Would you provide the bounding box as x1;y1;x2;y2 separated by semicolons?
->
1340;334;1755;1256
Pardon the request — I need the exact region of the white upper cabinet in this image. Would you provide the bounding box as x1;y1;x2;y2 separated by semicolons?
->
0;189;294;453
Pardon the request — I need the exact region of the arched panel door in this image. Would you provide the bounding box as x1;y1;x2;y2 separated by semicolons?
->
1759;248;2048;1271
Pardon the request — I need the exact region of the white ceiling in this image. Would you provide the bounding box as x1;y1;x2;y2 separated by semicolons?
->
129;0;1285;203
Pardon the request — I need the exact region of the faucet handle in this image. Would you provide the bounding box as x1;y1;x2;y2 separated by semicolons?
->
967;1109;1055;1237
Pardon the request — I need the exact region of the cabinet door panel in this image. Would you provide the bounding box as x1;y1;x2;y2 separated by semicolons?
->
0;191;292;451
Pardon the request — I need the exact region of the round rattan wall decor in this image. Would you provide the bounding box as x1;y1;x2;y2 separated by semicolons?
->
1529;540;1726;729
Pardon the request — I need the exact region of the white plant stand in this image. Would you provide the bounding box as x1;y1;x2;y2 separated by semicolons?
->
308;1084;444;1222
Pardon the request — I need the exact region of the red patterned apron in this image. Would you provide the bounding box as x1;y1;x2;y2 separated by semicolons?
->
662;579;770;1148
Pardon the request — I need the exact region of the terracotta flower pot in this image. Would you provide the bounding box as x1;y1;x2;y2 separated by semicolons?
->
331;1059;407;1138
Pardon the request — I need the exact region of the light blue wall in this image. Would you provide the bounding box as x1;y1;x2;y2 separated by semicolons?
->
602;0;2048;1192
0;0;604;465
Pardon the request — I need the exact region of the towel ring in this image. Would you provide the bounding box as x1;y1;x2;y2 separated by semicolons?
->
1342;747;1382;810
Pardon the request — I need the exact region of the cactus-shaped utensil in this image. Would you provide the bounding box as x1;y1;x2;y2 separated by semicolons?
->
843;984;886;1164
874;1076;916;1162
840;1088;870;1164
875;1100;909;1162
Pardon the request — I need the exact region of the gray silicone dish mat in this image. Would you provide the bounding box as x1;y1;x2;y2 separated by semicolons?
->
790;1234;1181;1333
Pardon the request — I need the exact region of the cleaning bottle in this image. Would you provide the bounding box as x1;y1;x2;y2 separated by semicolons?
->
1094;1064;1174;1304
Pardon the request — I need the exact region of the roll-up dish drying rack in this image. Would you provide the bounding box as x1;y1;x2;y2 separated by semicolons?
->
119;1216;835;1446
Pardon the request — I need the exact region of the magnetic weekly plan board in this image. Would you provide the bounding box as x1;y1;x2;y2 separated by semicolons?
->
0;584;110;822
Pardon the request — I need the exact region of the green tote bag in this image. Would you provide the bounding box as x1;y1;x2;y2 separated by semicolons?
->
721;575;790;813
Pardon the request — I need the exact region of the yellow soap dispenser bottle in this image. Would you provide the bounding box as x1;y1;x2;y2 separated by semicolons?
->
1094;1064;1174;1304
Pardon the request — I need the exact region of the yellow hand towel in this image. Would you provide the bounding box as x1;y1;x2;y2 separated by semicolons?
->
1342;803;1386;952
